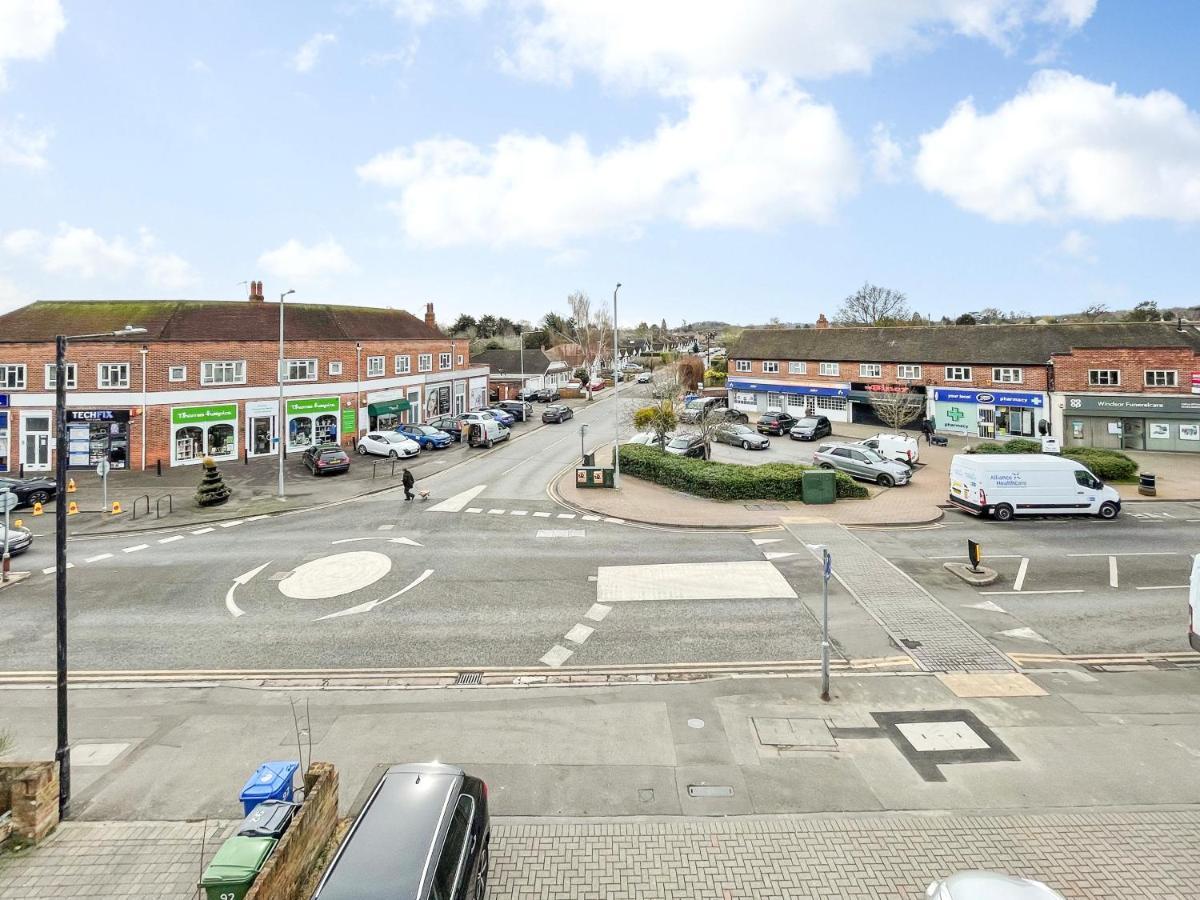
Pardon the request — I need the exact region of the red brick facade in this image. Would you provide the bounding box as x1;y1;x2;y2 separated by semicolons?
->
730;358;1052;391
1050;347;1198;393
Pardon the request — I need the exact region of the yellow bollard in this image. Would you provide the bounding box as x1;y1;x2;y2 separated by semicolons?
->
66;478;77;493
32;501;43;516
13;518;22;528
110;500;122;515
67;501;79;515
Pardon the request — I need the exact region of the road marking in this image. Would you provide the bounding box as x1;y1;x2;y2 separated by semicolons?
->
564;623;594;644
225;561;272;618
192;527;214;535
157;535;184;544
536;529;585;538
557;513;576;519
316;568;435;620
84;553;113;563
377;524;395;531
1135;585;1188;591
604;517;625;524
487;509;505;515
598;561;796;603
1013;558;1029;592
930;554;1022;560
582;515;601;521
996;626;1051;643
387;537;423;547
540;644;574;667
964;600;1006;613
763;552;795;560
42;563;74;574
245;515;270;522
510;510;528;516
1109;555;1118;589
980;589;1084;595
219;520;243;528
753;538;783;546
532;512;551;518
1066;551;1178;557
584;603;611;622
427;484;487;513
280;551;392;600
465;508;482;514
123;544;149;553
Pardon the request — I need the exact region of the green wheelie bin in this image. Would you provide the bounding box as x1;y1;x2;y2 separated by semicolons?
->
199;835;276;900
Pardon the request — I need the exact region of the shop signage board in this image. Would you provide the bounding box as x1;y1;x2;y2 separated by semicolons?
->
1191;372;1200;395
245;400;276;418
726;380;848;398
933;388;1043;408
286;397;339;416
341;407;356;435
1064;394;1200;416
0;394;8;409
171;403;238;425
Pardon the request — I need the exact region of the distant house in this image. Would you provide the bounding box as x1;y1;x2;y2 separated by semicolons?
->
473;348;571;400
544;343;585;370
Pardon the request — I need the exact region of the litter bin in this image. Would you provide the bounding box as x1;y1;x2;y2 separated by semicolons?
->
199;835;276;900
1139;472;1156;496
801;470;836;505
239;760;298;816
237;799;296;839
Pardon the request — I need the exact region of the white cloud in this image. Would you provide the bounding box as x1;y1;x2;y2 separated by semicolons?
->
0;224;198;288
0;117;50;168
258;238;356;281
358;76;857;247
291;32;337;73
1057;229;1096;262
869;124;903;182
0;0;67;89
499;0;1095;87
378;0;488;26
363;36;421;69
915;70;1200;223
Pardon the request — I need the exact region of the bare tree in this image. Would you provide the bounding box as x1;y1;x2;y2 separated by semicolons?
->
835;283;911;326
567;290;613;399
1079;303;1109;321
869;388;927;431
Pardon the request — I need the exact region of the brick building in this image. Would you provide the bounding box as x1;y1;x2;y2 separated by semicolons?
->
0;284;488;473
727;320;1200;453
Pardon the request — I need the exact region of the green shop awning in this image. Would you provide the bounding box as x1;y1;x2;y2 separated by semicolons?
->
368;399;411;417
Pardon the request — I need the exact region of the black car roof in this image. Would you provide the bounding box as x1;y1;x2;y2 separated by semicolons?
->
314;764;464;900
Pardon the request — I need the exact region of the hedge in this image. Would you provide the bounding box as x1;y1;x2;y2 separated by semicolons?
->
617;443;868;501
963;441;1138;481
965;439;1042;454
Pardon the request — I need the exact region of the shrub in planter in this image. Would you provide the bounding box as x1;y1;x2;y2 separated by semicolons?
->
1061;447;1138;481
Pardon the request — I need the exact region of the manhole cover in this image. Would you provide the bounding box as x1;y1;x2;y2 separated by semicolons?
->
687;784;734;798
638;788;655;802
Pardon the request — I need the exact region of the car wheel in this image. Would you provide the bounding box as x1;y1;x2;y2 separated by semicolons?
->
819;463;835;470
29;489;50;505
877;473;895;488
474;845;489;900
1097;501;1119;520
389;450;399;459
742;441;750;450
993;503;1015;522
357;445;367;455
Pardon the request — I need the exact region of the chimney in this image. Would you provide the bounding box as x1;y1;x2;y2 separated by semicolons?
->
424;302;436;329
248;280;264;303
815;313;830;329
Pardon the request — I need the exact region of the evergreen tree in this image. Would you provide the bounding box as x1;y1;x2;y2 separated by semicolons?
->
195;457;232;507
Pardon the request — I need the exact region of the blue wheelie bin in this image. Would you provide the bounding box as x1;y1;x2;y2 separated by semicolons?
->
239;760;299;816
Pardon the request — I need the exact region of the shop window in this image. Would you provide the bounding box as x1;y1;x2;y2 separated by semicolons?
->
168;365;187;382
766;392;783;410
457;355;465;366
0;365;26;389
896;364;922;380
201;360;245;385
788;362;806;375
734;392;756;405
816;396;847;411
439;353;452;370
98;363;130;389
285;358;318;381
418;354;433;372
207;423;236;457
786;394;807;410
395;355;411;374
289;417;314;447
992;367;1023;384
45;364;78;389
315;414;338;444
175;426;203;462
762;361;779;373
819;362;839;376
944;366;972;382
1144;370;1177;387
328;361;342;376
1088;369;1120;386
734;360;751;373
859;364;881;378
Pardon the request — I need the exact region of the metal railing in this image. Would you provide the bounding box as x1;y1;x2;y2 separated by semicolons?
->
155;495;173;519
129;494;151;520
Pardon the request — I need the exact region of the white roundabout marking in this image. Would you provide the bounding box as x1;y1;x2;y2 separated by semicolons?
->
279;551;392;600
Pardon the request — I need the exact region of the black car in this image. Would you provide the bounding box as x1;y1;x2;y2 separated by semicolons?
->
302;444;351;475
515;388;541;402
0;476;57;508
756;412;798;435
312;763;489;900
664;434;706;458
428;415;464;441
541;404;574;423
788;415;833;441
491;400;533;421
534;388;561;402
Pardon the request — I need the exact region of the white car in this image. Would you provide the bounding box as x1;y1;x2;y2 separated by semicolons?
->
356;431;421;459
927;871;1065;899
626;431;671;446
636;371;653;384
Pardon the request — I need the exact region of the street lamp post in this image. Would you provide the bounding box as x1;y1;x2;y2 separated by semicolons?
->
277;289;294;500
612;283;621;488
54;324;146;819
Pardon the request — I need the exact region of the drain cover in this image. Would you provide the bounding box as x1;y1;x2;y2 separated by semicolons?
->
454;672;483;686
687;784;734;798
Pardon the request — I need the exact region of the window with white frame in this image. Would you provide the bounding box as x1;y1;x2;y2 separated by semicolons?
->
0;364;27;389
439;352;452;370
762;360;779;373
786;394;807;410
859;363;881;378
395;355;411;374
285;358;318;382
944;366;972;381
788;361;806;375
1144;370;1177;387
816;396;847;411
819;362;839;376
992;367;1023;384
733;392;756;405
896;364;922;380
418;353;433;372
201;360;246;385
98;363;130;389
45;363;78;389
168;365;187;383
734;359;751;373
1088;369;1120;386
328;361;342;376
367;356;385;377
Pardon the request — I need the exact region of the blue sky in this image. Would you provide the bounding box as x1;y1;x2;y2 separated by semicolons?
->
1;1;1198;326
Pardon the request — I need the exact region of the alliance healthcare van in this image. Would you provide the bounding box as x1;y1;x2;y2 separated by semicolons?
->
948;453;1122;521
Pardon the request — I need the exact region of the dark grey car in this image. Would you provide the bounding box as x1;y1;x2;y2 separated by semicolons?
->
714;423;770;450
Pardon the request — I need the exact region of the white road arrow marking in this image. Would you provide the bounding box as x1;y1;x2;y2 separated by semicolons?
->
388;537;423;547
763;552;795;560
427;485;487;513
752;538;783;546
225;561;272;618
316;568;435;621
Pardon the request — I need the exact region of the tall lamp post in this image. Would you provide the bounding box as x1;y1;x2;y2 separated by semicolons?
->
277;289;294;500
55;324;147;818
612;283;622;488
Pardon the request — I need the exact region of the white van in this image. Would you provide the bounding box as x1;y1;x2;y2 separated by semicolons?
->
857;433;920;466
948;453;1122;521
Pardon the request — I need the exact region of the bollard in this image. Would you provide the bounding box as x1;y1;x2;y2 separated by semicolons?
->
32;501;43;516
66;478;77;493
67;501;79;515
110;500;122;515
156;459;162;477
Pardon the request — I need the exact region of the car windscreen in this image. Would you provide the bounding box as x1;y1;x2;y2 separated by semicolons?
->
667;437;691;448
417;426;438;434
797;418;820;427
685;399;706;408
859;448;886;463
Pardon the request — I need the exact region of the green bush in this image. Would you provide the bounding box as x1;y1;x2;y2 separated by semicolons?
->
1061;447;1138;481
617;444;868;501
965;438;1042;454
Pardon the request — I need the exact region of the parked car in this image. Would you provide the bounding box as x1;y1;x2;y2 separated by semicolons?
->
664;433;706;458
304;444;352;475
516;388;541;401
705;408;749;425
312;763;490;900
926;871;1066;900
756;412;798;435
534;388;561;402
857;432;920;465
466;418;509;448
787;415;833;442
491;400;533;421
541;404;574;424
635;371;653;384
358;431;421;459
396;423;452;450
473;407;514;427
714;423;770;450
0;522;33;556
0;475;57;508
428;415;464;441
587;379;606;391
813;442;910;487
948;453;1120;521
680;396;728;424
627;431;670;447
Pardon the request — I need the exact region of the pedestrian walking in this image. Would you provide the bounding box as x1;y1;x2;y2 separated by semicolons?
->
402;467;415;501
921;418;934;445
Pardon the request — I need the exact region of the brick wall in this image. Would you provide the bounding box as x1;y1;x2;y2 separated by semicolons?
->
730;359;1051;391
244;762;339;900
0;761;60;847
1051;347;1200;393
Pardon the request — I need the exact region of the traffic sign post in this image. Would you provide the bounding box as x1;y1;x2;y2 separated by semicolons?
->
820;548;832;702
97;460;110;514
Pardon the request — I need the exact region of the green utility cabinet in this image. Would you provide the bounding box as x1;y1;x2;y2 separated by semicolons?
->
576;466;615;488
802;470;836;505
199;835;276;900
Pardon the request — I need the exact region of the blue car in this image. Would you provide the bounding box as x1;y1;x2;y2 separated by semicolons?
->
395;423;453;449
473;407;514;427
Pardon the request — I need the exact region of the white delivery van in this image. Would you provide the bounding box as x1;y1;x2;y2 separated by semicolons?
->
857;433;920;465
1188;553;1200;653
948;453;1122;521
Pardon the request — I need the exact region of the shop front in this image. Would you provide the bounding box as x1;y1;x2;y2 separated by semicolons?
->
1061;394;1200;453
366;396;412;431
65;409;130;470
931;388;1047;440
171;403;238;466
0;394;8;472
469;376;487;411
849;383;927;429
727;380;851;422
286;396;340;451
425;381;452;417
245;400;277;457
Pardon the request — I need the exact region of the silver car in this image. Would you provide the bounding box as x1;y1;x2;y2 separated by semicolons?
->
927;871;1065;899
714;423;770;450
813;441;911;487
1;523;33;556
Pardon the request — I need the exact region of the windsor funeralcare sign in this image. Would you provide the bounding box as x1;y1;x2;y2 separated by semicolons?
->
1064;394;1200;418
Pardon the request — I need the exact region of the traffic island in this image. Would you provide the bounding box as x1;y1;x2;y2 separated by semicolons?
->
943;562;999;586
